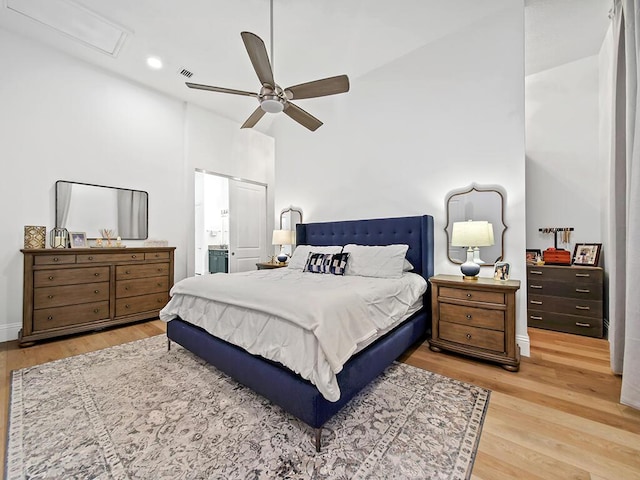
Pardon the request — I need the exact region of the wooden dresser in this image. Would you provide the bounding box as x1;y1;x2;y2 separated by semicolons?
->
526;265;603;338
429;274;521;371
21;247;175;346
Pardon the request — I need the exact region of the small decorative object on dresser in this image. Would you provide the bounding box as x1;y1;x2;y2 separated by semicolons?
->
49;227;69;249
493;262;510;281
69;232;87;248
526;249;541;265
429;274;521;371
24;226;46;249
572;243;601;266
527;264;603;337
20;247;175;346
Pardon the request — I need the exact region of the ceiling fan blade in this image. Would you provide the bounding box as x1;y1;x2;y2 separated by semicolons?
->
284;75;350;100
186;82;258;98
284;103;323;131
241;107;266;129
241;32;275;87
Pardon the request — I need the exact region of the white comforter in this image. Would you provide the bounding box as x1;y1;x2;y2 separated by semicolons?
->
160;269;427;401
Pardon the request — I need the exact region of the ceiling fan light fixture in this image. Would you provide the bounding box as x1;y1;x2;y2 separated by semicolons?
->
260;96;285;113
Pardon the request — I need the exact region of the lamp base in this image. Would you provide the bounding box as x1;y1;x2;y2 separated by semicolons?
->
462;275;479;281
276;253;288;263
460;259;480;279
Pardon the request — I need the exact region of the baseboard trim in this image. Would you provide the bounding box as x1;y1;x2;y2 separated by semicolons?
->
517;333;530;357
1;322;21;343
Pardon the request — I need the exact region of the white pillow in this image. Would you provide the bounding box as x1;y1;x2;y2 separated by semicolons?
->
403;259;414;272
343;244;409;279
287;245;343;270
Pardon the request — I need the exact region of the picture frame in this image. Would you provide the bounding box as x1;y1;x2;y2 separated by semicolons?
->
526;249;541;265
69;232;88;248
494;262;510;281
572;243;602;266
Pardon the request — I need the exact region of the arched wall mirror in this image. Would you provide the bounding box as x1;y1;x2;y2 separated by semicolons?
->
280;205;303;253
445;184;507;266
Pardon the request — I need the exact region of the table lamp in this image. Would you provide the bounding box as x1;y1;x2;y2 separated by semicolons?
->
272;229;294;263
451;220;494;280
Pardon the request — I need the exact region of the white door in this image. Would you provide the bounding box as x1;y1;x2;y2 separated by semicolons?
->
228;179;267;272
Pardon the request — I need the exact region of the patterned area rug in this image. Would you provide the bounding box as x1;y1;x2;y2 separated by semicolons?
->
6;335;490;479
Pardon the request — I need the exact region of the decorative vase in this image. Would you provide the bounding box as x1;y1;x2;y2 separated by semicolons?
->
24;226;46;249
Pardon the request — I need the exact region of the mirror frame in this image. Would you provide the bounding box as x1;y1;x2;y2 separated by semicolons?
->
444;184;507;266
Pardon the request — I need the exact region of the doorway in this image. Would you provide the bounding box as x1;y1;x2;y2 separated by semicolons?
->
194;170;268;274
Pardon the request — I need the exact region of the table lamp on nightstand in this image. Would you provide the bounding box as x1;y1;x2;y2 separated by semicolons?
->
272;229;294;263
451;220;494;280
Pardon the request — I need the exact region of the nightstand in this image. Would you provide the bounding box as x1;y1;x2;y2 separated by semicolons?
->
256;262;288;270
429;274;521;371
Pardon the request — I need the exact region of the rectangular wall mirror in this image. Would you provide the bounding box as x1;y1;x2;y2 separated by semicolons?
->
56;180;148;240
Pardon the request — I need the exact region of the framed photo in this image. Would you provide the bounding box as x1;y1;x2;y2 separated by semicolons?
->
69;232;87;248
572;243;601;266
494;262;510;281
526;249;541;265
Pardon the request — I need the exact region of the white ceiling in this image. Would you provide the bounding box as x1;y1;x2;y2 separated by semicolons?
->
0;0;612;128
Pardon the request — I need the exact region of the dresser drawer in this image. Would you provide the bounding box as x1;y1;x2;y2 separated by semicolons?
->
116;263;169;280
527;280;602;300
527;294;602;318
145;251;170;261
34;254;76;266
527;311;603;338
439;287;505;305
116;292;168;316
34;267;110;287
117;277;170;298
33;301;109;331
528;266;602;285
34;282;109;309
77;252;145;263
439;303;504;331
440;322;505;353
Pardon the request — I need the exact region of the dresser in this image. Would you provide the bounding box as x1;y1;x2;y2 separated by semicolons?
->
429;274;521;371
526;265;603;338
21;247;175;346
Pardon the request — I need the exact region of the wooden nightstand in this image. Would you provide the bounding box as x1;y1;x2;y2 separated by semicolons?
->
256;262;288;270
429;274;521;371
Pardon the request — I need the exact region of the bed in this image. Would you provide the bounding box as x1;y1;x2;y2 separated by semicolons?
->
163;214;434;450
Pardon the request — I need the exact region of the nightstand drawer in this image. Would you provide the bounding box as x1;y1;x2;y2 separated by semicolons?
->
440;303;504;331
440;322;505;353
439;287;505;305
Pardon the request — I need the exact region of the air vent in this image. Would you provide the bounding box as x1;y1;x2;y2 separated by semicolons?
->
178;68;194;78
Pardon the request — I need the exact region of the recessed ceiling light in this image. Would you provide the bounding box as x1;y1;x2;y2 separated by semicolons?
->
146;56;163;70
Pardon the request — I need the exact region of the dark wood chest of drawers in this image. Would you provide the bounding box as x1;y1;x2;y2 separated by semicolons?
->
526;265;603;338
21;247;175;346
429;274;521;371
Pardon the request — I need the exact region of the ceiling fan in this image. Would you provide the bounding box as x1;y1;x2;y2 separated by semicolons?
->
185;3;349;131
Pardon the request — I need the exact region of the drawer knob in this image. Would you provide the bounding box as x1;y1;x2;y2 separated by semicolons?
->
88;256;94;260
157;298;163;303
576;322;591;328
157;282;162;287
530;315;543;320
94;273;100;277
53;257;59;262
466;314;472;319
125;270;131;275
132;255;137;259
157;268;163;272
94;289;99;294
531;285;543;289
466;293;472;298
575;273;590;278
48;276;54;280
576;288;590;293
466;333;472;340
124;287;129;291
530;270;543;275
125;304;131;309
47;315;53;320
47;295;54;299
576;305;590;311
530;300;543;305
93;308;99;313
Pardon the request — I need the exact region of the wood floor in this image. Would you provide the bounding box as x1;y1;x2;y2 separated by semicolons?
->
2;322;639;479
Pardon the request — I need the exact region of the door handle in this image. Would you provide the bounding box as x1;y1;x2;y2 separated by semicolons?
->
231;252;235;256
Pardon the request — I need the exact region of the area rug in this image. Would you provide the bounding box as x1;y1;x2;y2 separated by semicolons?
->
6;335;490;480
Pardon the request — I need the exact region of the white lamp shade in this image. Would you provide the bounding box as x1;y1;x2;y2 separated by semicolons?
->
272;229;294;246
451;220;494;247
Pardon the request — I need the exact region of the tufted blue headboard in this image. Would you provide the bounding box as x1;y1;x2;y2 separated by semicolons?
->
295;215;434;280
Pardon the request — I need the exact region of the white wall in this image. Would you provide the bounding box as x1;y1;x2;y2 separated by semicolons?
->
0;28;274;341
525;56;603;255
272;4;529;353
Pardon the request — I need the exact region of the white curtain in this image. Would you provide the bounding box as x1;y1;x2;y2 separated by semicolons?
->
609;0;640;409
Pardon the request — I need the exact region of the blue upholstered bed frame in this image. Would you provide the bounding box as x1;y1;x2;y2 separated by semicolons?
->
166;215;434;450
